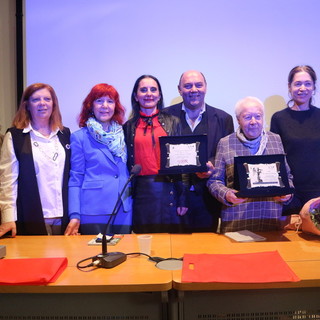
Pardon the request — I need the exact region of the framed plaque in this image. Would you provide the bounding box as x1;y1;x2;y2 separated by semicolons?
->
233;154;294;198
158;134;208;174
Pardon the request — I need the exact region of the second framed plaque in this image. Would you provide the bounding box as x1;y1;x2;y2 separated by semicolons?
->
234;154;294;198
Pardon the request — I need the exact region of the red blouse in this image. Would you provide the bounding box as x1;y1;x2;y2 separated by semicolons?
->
134;112;167;176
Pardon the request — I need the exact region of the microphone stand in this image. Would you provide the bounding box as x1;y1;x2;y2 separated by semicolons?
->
92;164;141;268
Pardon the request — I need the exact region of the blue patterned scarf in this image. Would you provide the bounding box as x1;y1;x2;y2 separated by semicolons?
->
86;117;127;163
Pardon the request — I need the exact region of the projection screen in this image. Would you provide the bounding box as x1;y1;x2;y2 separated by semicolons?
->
25;0;320;132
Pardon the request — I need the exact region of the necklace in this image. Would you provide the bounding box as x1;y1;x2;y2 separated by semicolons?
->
33;137;59;162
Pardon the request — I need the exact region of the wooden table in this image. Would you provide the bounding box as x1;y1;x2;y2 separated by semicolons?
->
170;231;320;320
0;234;173;320
2;231;320;320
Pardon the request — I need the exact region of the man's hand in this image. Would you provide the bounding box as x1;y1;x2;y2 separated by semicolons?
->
0;221;17;238
196;161;214;179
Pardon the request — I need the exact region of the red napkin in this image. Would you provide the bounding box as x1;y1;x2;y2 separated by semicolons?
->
0;257;68;285
182;251;300;283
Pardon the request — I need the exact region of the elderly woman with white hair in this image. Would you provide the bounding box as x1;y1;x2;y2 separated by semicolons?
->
207;96;293;233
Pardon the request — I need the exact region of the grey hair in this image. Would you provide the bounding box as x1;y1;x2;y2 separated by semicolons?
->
235;96;264;119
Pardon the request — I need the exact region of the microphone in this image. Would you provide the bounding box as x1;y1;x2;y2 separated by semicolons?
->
92;164;142;268
129;163;142;177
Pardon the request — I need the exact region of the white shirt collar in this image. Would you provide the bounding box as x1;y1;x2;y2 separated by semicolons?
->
181;103;206;114
181;103;206;132
23;123;60;138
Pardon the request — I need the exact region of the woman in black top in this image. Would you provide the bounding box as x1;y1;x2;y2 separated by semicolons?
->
270;65;320;215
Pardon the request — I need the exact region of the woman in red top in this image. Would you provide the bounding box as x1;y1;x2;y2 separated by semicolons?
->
123;75;188;233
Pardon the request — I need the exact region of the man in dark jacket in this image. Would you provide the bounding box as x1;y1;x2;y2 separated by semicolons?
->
164;70;234;232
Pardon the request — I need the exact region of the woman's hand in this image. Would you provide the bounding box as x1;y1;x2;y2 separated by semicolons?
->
64;219;81;235
0;221;17;238
226;189;248;205
177;207;188;216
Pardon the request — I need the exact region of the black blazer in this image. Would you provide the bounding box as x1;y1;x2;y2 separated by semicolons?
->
164;103;234;162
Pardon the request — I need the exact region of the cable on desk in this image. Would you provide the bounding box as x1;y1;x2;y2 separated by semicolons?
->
126;252;183;267
76;252;183;271
76;256;100;271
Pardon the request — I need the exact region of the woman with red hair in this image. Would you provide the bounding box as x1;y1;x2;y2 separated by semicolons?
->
65;83;132;235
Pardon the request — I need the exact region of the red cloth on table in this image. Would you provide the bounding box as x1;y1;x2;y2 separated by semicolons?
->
0;257;68;285
182;251;300;283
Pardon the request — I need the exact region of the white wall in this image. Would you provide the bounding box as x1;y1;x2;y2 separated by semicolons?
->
25;0;320;132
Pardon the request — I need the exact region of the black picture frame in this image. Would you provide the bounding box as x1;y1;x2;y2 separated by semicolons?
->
234;154;294;198
158;134;208;174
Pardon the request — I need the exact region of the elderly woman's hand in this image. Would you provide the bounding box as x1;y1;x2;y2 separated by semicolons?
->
274;194;292;203
225;189;248;204
0;222;17;238
64;219;81;236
